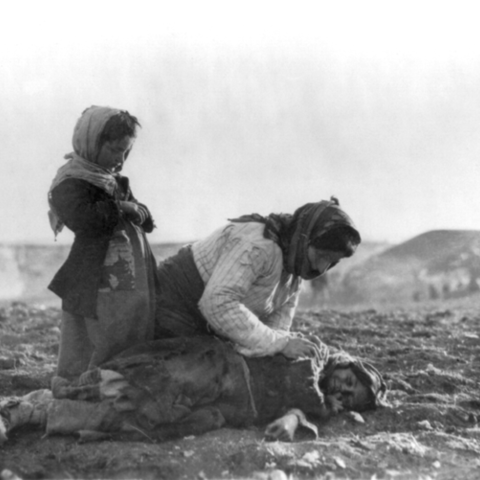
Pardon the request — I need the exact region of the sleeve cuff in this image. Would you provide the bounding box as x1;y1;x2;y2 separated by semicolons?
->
234;332;291;357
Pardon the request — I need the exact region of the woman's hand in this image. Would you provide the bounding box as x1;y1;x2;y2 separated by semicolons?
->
280;337;324;362
293;333;329;360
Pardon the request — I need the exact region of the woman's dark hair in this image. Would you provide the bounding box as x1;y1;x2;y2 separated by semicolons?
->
310;226;360;257
99;111;141;145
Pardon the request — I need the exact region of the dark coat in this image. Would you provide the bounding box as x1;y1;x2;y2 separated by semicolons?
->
49;336;326;441
48;176;155;318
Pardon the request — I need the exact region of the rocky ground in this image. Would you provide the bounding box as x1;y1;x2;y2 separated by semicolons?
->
1;297;480;480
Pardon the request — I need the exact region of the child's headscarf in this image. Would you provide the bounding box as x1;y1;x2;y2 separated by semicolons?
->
47;106;123;236
230;197;361;276
70;105;122;163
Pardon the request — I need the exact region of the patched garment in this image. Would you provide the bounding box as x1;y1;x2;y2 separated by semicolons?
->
100;227;136;291
92;203;157;365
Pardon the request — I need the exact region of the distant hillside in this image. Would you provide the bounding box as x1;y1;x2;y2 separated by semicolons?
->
339;230;480;305
300;240;391;308
4;232;477;309
1;239;388;307
150;242;189;263
0;242;187;304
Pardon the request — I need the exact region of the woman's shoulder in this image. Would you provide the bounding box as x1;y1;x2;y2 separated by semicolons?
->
228;222;283;272
195;222;282;260
229;222;280;248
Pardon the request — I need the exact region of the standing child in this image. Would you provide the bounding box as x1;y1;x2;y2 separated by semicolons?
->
47;105;158;382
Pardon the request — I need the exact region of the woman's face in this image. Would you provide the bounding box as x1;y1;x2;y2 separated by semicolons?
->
301;247;346;280
96;136;135;172
325;367;370;411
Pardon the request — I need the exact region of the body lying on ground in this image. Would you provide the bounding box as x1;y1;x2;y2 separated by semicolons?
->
0;336;388;444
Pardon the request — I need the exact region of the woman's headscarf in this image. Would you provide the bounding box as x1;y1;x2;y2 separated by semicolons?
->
47;106;122;236
320;351;389;411
229;197;361;276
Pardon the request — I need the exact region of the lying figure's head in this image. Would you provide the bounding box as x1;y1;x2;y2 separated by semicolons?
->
319;351;388;413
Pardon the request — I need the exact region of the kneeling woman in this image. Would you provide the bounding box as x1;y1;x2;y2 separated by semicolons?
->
0;337;387;443
155;198;361;360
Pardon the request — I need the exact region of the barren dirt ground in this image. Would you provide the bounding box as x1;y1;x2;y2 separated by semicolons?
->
1;297;480;480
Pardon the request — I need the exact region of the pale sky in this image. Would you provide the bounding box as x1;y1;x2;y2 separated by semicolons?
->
2;0;480;246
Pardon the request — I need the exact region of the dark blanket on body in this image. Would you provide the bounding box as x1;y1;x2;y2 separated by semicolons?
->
49;336;327;439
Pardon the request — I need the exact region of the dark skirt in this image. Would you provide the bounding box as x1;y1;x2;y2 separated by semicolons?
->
55;220;157;380
155;245;210;338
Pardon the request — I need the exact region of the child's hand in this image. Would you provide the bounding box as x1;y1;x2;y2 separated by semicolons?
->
119;201;143;225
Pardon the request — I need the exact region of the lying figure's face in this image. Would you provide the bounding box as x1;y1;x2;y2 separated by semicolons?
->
325;367;370;411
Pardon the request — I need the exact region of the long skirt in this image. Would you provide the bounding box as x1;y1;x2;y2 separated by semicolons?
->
55;220;157;380
154;245;211;338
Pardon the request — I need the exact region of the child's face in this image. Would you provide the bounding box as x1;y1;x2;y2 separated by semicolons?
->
96;136;135;172
325;367;370;410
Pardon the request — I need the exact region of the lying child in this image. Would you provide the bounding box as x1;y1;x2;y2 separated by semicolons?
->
0;336;387;444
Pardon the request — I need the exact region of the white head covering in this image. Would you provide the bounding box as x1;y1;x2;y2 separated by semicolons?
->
47;106;122;236
71;105;121;162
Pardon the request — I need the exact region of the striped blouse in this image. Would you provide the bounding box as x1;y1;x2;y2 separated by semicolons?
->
191;222;302;357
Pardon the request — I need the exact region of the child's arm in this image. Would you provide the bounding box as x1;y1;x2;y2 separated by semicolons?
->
120;182;156;233
119;201;155;233
50;179;120;236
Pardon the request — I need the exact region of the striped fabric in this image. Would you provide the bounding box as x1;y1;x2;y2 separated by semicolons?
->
191;222;302;357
